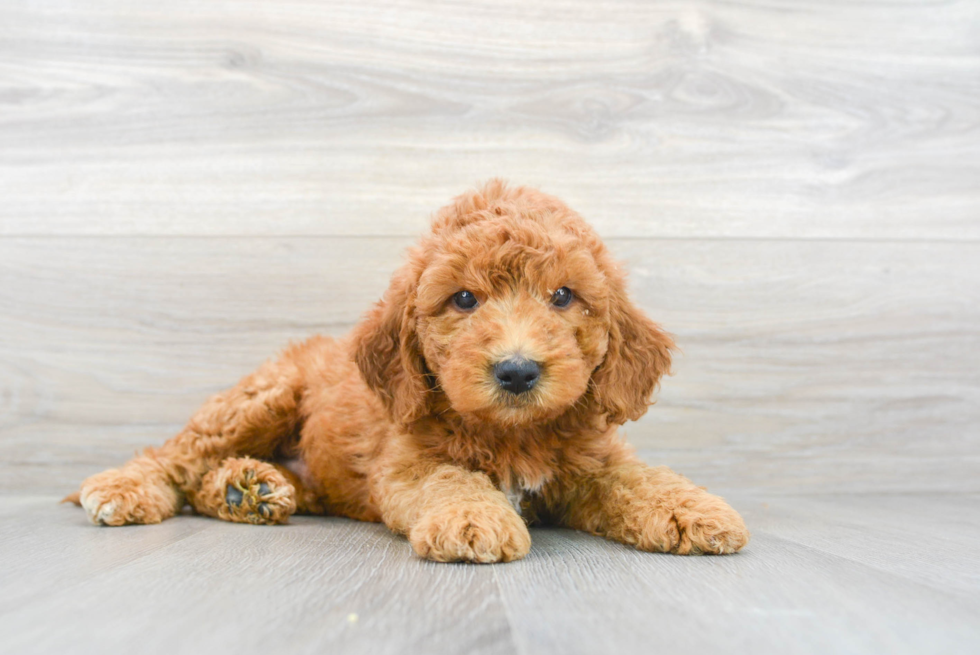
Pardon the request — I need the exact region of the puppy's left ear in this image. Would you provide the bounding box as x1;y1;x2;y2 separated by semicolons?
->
591;289;675;424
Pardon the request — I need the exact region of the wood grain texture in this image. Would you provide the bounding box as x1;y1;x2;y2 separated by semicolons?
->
1;0;979;238
1;494;977;654
0;498;514;655
2;236;978;495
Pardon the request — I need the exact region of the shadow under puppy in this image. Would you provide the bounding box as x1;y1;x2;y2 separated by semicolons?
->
68;180;749;563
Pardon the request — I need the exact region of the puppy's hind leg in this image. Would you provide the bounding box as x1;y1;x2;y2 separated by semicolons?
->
72;341;313;526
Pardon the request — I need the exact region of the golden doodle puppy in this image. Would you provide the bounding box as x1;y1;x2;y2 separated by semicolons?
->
68;181;749;562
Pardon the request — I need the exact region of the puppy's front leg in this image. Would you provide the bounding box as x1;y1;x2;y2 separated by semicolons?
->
561;460;749;555
375;461;531;563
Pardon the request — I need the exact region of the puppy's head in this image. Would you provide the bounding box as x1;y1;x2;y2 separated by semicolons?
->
353;180;674;428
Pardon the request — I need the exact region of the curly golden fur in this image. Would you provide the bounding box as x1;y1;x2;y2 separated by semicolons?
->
67;181;749;563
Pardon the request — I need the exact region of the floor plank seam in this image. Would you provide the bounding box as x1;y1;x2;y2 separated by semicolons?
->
755;530;980;598
492;564;530;655
4;526;214;617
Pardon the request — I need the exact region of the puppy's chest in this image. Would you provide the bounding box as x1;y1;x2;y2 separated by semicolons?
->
497;478;543;516
471;451;553;516
440;428;560;514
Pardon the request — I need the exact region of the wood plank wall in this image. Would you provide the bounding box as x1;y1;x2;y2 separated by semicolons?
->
2;0;978;495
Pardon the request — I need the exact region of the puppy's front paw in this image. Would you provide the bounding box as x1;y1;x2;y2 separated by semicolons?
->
79;468;182;526
672;497;749;555
615;491;749;555
409;502;531;563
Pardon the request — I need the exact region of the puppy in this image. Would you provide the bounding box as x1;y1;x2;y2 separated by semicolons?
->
69;180;749;563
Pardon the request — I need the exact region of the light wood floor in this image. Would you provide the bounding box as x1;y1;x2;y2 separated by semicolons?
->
1;0;979;652
2;494;978;655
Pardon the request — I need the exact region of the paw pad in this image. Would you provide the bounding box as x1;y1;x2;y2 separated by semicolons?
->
224;471;290;524
225;486;244;506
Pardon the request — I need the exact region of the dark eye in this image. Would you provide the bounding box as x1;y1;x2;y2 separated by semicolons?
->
452;290;479;310
551;287;574;308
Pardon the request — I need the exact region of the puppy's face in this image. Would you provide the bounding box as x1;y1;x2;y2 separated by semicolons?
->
412;218;611;426
354;182;674;429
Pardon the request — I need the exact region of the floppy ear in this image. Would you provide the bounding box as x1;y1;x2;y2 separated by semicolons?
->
352;268;430;424
591;289;675;424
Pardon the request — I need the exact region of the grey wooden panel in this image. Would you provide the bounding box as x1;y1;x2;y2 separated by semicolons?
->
741;494;980;595
1;494;977;654
495;520;980;655
0;497;212;615
0;500;514;655
1;237;977;495
1;0;978;238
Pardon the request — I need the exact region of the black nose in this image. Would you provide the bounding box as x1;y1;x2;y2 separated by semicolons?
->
493;358;541;394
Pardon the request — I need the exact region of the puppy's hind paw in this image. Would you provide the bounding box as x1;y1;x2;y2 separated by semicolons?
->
225;480;284;523
192;457;296;525
77;466;182;526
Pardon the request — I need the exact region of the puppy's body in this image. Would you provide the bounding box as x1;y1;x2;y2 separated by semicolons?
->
71;181;749;562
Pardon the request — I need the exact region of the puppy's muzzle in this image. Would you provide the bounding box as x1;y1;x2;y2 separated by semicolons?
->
493;357;541;395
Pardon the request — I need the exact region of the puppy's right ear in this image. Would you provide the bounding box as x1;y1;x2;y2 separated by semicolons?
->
352;267;430;424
